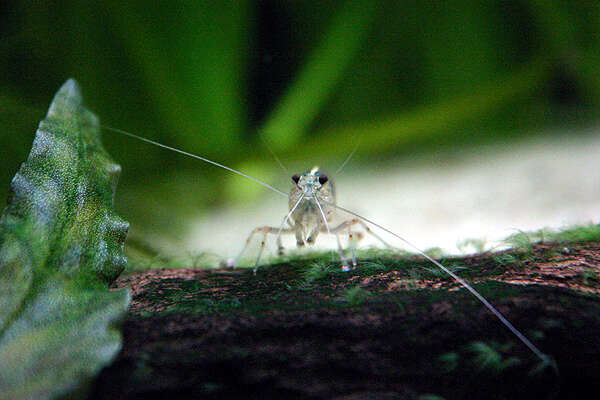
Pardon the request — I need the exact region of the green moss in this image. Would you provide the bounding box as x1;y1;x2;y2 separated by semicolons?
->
503;230;535;253
302;262;338;283
467;341;521;374
343;286;372;307
132;236;599;326
438;352;460;373
171;296;243;315
492;253;521;267
503;224;600;248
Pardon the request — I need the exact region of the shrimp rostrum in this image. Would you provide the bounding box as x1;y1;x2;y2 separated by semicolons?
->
235;166;389;272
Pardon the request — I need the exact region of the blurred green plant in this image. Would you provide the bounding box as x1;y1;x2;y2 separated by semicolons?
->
1;0;599;248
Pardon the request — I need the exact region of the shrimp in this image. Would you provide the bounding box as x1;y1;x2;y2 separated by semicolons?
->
99;124;550;365
234;166;391;273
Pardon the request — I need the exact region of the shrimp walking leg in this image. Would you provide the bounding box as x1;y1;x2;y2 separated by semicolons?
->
235;226;294;269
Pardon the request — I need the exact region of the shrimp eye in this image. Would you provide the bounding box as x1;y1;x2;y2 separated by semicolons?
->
292;174;301;183
318;175;328;185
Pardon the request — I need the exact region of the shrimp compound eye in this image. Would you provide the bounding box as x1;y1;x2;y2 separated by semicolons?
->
292;174;301;184
318;174;328;185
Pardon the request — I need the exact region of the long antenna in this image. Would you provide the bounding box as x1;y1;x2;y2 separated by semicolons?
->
101;125;288;198
259;135;290;176
327;200;549;364
335;140;361;175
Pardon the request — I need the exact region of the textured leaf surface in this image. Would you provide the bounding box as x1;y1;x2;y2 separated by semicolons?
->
0;80;130;400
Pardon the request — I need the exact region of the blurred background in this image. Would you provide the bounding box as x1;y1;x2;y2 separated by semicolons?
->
1;1;599;265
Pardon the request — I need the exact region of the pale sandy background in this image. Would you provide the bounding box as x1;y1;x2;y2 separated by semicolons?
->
186;127;600;264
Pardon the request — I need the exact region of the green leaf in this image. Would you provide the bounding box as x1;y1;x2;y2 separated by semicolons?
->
0;79;130;400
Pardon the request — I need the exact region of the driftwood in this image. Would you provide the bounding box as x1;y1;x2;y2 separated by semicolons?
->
92;242;600;400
